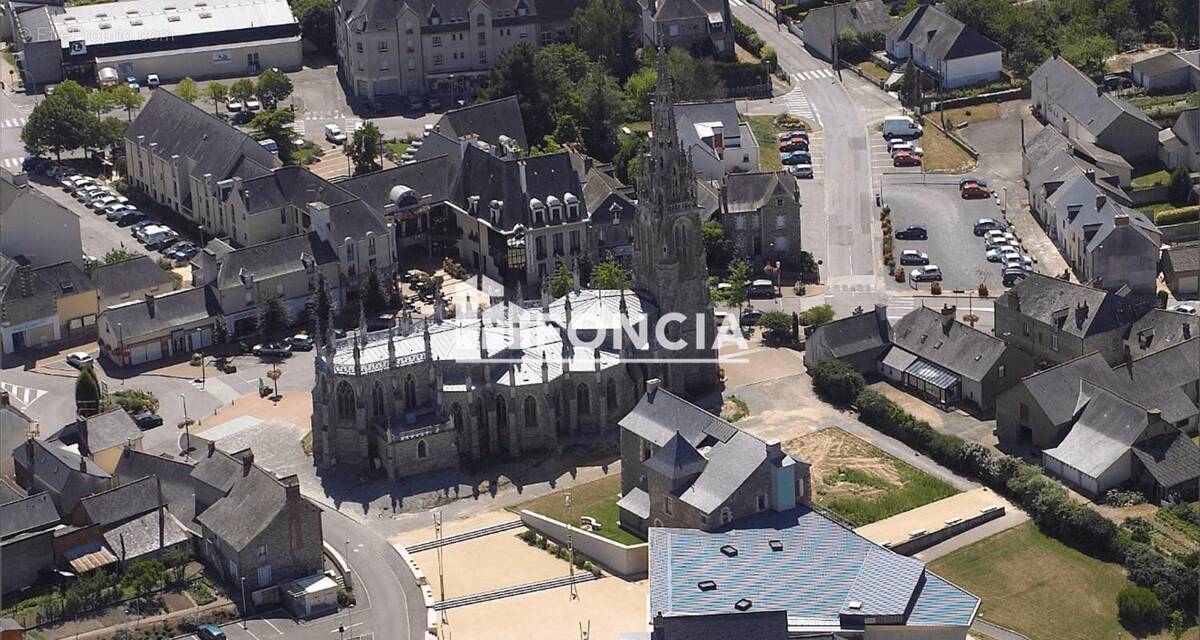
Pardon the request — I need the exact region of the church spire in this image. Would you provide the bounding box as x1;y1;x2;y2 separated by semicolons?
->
641;46;696;213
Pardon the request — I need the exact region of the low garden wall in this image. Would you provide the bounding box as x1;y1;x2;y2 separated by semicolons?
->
1161;221;1200;243
1128;185;1170;206
886;505;1006;556
518;510;648;580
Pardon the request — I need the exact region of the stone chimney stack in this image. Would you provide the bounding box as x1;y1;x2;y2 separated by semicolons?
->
241;450;254;476
144;293;156;318
646;377;661;399
940;304;956;332
282;474;301;500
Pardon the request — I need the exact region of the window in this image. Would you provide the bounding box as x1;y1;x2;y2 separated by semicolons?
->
372;383;385;417
668;24;679;36
1019;403;1029;421
406;22;413;34
1022;320;1031;337
378;41;388;52
408;59;416;70
433;54;443;66
247;52;260;68
280;209;286;224
476;13;484;27
337;382;356;421
479;50;487;63
720;507;732;524
523;396;537;430
576;384;590;414
404;374;416;409
998;364;1006;379
776;198;784;207
569;230;580;253
431;35;442;47
356;42;363;53
606;379;618;410
1050;333;1059;352
663;497;673;516
757;495;767;511
417;440;428;458
641;442;652;461
776;215;786;230
734;215;745;230
379;59;390;71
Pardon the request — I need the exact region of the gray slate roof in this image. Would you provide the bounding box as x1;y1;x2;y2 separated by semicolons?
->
1132;51;1197;77
649;0;726;22
724;171;796;213
339;155;457;210
888;5;1000;61
619;386;728;448
340;0;584;32
0;492;60;539
78;476;161;527
807;308;892;359
891;307;1006;381
1132;431;1200;490
436;96;529;150
214;233;337;291
1045;383;1150;477
189;446;244;495
100;286;223;340
997;273;1141;339
91;256;174;309
645;432;708;480
1031;56;1159;135
583;168;636;223
102;509;189;561
1126;309;1199;358
1165;244;1199;275
49;409;142;457
195;464;315;552
114;448;198;526
0;255;59;326
802;0;892;38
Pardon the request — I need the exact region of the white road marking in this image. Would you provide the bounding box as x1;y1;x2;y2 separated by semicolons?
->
1;118;26;128
1;157;24;170
0;381;47;408
261;618;283;635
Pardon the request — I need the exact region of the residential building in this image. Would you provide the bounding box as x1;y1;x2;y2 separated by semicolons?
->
1;492;62;594
1125;308;1198;360
46;409;143;474
0;170;82;269
636;0;732;58
1163;244;1199;297
720;171;801;267
673;101;758;180
886;5;1002;89
1;256;96;356
10;437;112;514
194;448;323;592
583;166;636;268
33;261;98;343
1042;382;1199;501
1031;56;1161;163
643;510;980;639
59;476;190;575
97;287;224;366
881;305;1031;412
803;304;892;374
90;256;175;310
1130;49;1200;94
10;0;301;91
1158;108;1200;173
616;382;811;537
333;0;588;104
1024;123;1134;191
113;446;200;529
800;0;893;63
0;392;34;481
993;274;1145;368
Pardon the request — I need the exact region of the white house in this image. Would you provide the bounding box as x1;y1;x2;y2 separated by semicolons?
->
673;101;759;180
886;5;1002;89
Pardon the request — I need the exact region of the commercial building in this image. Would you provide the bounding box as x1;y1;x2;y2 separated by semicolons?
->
11;0;301;91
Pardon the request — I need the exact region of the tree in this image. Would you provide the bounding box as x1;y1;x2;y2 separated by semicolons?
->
363;271;388;314
623;66;656;121
109;84;144;122
1059;33;1115;78
256;68;294;109
103;248;140;264
811;358;865;405
550;262;574;297
726;259;750;316
174;77;200;104
229;78;256;103
122;560;166;599
1117;586;1163;626
1168;166;1192;206
259;294;290;336
205;81;228;114
591;252;630;289
293;0;335;52
93;117;128;154
578;67;627;161
1171;609;1185;640
22;84;98;160
702;221;735;272
249;108;297;164
75;366;102;416
89;89;119;116
665;48;725;102
760;46;778;72
571;0;637;79
480;43;556;143
348;121;384;175
800;304;835;327
316;273;332;338
758;310;793;344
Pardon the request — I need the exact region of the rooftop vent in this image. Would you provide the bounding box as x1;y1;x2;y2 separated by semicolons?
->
768;539;783;552
199;11;212;18
95;12;108;17
734;598;752;611
98;22;111;28
847;600;862;610
130;18;142;25
125;9;138;14
720;545;738;558
697;580;717;592
167;15;181;21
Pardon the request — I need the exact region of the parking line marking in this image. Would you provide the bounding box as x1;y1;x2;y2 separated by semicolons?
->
261;618;283;635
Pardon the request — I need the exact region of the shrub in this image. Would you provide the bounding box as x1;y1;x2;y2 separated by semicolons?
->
1168;166;1193;206
799;304;835;327
337;588;356;607
1155;206;1200;226
977;283;989;297
758;311;794;344
1118;586;1164;626
811;359;865;405
930;281;942;295
1157;289;1169;309
733;17;765;56
107;389;160;414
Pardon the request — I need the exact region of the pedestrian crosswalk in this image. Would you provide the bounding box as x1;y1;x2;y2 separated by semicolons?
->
793;68;835;82
729;0;744;6
1;117;26;129
0;381;47;409
782;87;815;121
1;157;24;170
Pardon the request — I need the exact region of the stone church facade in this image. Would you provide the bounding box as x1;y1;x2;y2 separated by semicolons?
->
311;51;720;479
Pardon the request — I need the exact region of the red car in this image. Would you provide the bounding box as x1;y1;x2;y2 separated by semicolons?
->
893;151;922;167
779;139;809;152
960;181;991;199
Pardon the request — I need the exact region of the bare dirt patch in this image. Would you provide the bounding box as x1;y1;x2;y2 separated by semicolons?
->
786;428;902;501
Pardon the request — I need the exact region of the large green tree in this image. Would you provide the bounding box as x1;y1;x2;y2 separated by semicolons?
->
479;43;557;143
571;0;637;79
21;81;98;160
578;68;627;161
293;0;335;52
108;84;144;122
75;365;102;416
591;252;630;289
249;108;297;163
259;294;290;336
348;121;384;175
256;68;294;109
174;77;200;103
550;262;574;297
204;81;228;114
702;221;735;273
229;78;256;103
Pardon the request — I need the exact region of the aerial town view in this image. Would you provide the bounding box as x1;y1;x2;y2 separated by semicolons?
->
1;0;1199;638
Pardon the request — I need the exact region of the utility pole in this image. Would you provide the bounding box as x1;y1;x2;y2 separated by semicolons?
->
566;493;578;600
434;511;448;625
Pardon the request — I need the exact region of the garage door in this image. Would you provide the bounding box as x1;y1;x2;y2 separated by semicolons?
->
131;341;162;365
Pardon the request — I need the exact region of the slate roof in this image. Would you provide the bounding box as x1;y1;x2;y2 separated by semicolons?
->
195;465;315;552
724;172;796;213
114;448;198;526
0;492;60;539
1031;56;1159;136
1046;172;1159;251
190;446;244;495
78;476;161;527
1170;108;1200;151
645;432;709;480
582;168;636;222
340;0;584;30
619;386;728;447
650;0;726;22
1132;51;1197;78
1132;431;1200;490
102;509;190;561
891;307;1007;381
214;233;337;291
11;438;110;486
0;255;60;326
997;273;1141;339
436;96;528;150
648;508;978;629
616;486;650;520
1164;244;1200;276
34;261;95;298
888;5;1000;61
674;100;751;161
125;89;278;183
91;256;174;309
100;286;223;340
1044;383;1150;477
1016;352;1127;427
1126;309;1199;358
802;0;892;38
48;409;141;456
457;146;582;232
806;308;892;359
339;155;457;210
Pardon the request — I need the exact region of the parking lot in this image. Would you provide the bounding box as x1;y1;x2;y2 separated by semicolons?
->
884;179;1016;292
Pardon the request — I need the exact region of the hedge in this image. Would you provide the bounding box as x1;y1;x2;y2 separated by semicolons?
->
733;17;766;56
811;359;865;405
852;387;1198;613
1154;205;1200;226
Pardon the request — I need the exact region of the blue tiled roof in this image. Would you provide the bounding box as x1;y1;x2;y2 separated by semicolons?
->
648;507;978;631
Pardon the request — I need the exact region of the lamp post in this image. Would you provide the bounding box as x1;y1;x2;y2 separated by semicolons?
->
195;327;206;388
178;393;194;458
267;364;282;401
240;576;248;629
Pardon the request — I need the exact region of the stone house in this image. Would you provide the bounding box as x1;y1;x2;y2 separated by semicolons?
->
720;171;801;268
801;0;893;63
1;492;61;594
90;256;175;312
637;0;732;58
1162;244;1199;298
673;101;758;180
1;256;96;356
616;381;810;537
97;287;224;367
803;304;893;374
583;167;637;270
46;409;143;474
11;438;112;515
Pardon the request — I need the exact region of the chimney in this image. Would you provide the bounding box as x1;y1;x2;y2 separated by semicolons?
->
78;417;89;452
1084;169;1096;183
765;439;783;462
1010;289;1021;312
16;265;34;298
79;456;88;472
1096;193;1107;211
282;474;301;500
1114;213;1130;226
241;450;254;476
940;304;956;332
1096;84;1103;97
719;181;729;214
1184;323;1192;340
24;436;35;469
1148;408;1163;424
207;440;216;456
144;293;156;318
874;303;889;336
646;377;661;399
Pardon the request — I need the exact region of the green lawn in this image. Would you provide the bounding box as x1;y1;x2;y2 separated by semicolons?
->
1132;168;1171;189
856;61;891;83
744;115;783;171
920;121;977;174
385;141;410;159
1137;201;1177;217
513;475;644;546
930;522;1198;640
938;103;1000;128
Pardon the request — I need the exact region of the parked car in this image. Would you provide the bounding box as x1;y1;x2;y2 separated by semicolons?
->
289;334;314;351
164;241;199;261
130;220;155;236
748;279;776;298
894;225;928;240
104;204;131;221
779;139;808;152
781;151;812;165
1002;267;1028;286
66;352;94;368
959;176;988;190
1004;255;1033;271
91;195;118;211
136;224;170;244
116;210;147;226
25;156;52;173
77;187;107;203
984;231;1017;249
889;142;924;157
909;265;943;282
777;130;807;142
973;218;1006;236
125;76;139;90
146;230;180;250
324;124;346;144
132;413;163;429
196;624;226;640
986;245;1020;263
227;99;243;112
146;74;160;88
245;98;262;111
253;342;292;357
1170;304;1196;315
960;181;991;199
788;163;814;179
899;249;929;265
882;115;922;139
740;309;763;326
892;150;922;167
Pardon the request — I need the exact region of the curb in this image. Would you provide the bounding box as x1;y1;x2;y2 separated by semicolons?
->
394;544;438;635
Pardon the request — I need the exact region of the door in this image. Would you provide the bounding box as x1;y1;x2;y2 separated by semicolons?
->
11;331;24;351
257;564;272;587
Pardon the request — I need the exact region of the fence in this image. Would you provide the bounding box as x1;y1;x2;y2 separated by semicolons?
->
1128;184;1171;206
518;510;649;580
920;85;1030;112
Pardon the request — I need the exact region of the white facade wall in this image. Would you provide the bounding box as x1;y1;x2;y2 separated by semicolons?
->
942;51;1002;88
94;36;301;84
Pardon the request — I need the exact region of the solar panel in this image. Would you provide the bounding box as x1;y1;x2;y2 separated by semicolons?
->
703;419;737;443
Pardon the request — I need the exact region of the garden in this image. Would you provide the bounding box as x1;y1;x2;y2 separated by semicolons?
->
513;474;643;546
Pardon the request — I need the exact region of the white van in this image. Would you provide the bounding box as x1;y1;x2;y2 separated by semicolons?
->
324;124;346;144
143;227;176;248
136;224;169;244
882;115;923;139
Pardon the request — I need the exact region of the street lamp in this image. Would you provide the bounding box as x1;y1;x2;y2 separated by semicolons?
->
195;327;206;388
267;364;282;401
240;576;248;629
178;393;194;458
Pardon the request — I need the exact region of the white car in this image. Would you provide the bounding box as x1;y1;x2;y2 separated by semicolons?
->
1003;255;1033;271
146;74;160;88
227;100;243;112
910;265;943;282
66;352;94;368
77;186;106;202
984;232;1017;249
245;98;261;111
985;246;1016;262
890;142;925;157
91;195;118;210
1171;304;1197;315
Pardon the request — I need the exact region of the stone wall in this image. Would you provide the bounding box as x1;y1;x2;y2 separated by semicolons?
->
518;510;649;580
